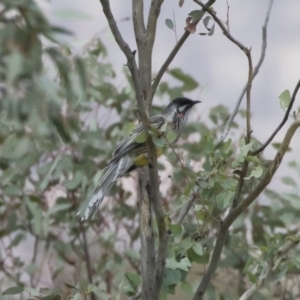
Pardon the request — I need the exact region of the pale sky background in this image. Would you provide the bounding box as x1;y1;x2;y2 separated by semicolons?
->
37;0;300;190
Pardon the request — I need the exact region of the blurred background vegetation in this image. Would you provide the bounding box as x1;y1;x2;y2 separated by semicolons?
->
1;0;300;299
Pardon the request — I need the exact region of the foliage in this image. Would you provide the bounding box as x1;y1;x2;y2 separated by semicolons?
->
0;1;300;300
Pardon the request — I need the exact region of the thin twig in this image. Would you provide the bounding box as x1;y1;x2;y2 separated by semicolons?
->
219;0;275;142
194;0;246;50
172;10;178;43
225;0;230;32
245;50;253;143
146;0;216;106
174;193;197;224
251;79;300;155
230;49;254;207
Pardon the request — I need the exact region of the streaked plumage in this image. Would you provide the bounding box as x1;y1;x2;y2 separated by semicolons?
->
78;97;201;220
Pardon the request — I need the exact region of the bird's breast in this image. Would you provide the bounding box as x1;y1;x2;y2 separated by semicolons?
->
132;148;163;167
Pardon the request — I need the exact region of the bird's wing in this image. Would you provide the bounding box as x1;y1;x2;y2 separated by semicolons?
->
110;115;166;162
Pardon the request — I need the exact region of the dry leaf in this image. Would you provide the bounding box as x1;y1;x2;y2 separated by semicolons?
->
184;16;196;33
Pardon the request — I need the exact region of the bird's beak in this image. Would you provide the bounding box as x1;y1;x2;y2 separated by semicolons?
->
192;100;201;105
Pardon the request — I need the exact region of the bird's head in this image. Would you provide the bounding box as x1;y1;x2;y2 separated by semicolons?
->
163;97;201;119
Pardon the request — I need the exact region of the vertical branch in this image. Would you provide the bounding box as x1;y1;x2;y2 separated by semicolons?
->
191;1;276;298
132;0;148;96
132;0;167;297
232;51;253;207
219;0;275;142
99;0;147;120
80;222;96;300
146;140;170;299
97;4;161;299
245;50;253;143
137;173;156;299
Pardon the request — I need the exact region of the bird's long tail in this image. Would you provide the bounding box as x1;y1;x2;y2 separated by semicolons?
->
78;156;131;220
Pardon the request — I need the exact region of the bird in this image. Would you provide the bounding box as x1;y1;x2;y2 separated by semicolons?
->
78;97;201;220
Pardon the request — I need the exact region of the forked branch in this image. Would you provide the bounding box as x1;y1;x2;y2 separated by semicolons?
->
99;0;147;122
215;0;275;142
146;0;216;106
193;118;300;300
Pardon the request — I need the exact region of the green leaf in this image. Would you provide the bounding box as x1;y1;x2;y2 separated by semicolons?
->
188;10;205;22
208;23;215;36
65;171;83;190
187;248;209;264
124;122;136;134
245;155;261;164
247;271;258;284
163;269;181;286
169;224;182;236
48;203;72;215
152;136;165;148
165;19;174;30
245;166;263;180
134;130;148;143
183;222;197;233
279;89;291;109
272;142;291;151
243;257;255;273
165;131;177;144
53;9;90;19
166;256;191;271
168;68;198;91
125;272;141;289
25;198;43;237
24;286;40;297
75;57;87;91
160;122;168;132
282;176;297;187
240;141;254;157
41;295;61;300
86;285;109;299
6;50;23;83
203;16;211;29
3;286;23;295
181;282;193;297
40;155;62;191
192;243;203;256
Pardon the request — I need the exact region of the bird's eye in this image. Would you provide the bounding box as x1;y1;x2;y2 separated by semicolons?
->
178;105;187;113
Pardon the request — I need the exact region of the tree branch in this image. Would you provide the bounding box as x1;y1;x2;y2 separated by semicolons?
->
245;50;253;143
251;78;300;155
99;0;147;121
146;0;164;52
229;119;300;222
99;2;161;298
132;0;145;39
174;194;197;224
219;0;275;142
80;222;96;300
137;174;155;300
146;0;216;106
193;119;300;299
